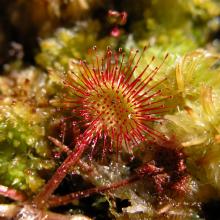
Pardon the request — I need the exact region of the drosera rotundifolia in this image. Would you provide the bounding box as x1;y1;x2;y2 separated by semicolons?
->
33;46;171;208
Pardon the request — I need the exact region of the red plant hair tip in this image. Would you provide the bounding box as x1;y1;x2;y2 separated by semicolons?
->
64;47;169;156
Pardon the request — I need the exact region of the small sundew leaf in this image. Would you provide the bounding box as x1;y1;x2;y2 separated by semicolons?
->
61;47;170;158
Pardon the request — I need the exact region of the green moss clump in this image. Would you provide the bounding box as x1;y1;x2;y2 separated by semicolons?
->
130;0;220;55
0;68;56;193
155;50;220;199
36;20;117;72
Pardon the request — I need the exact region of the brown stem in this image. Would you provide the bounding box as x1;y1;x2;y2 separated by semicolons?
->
33;142;87;209
48;175;140;207
48;136;71;154
0;185;26;202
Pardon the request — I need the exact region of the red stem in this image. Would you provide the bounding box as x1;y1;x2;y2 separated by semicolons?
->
33;142;87;209
48;175;140;207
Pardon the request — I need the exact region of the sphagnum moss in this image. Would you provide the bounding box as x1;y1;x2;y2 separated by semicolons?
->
1;1;220;219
